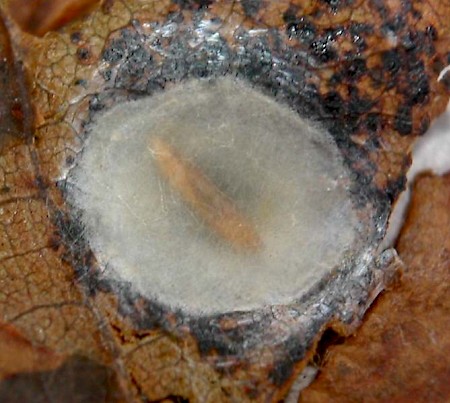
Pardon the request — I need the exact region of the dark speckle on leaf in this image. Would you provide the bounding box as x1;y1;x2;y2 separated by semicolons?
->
323;91;344;116
370;0;388;18
446;52;450;64
418;117;430;136
241;0;262;17
89;94;105;112
344;58;367;80
348;23;370;51
425;25;438;41
101;69;112;81
385;175;407;203
382;50;401;75
348;89;374;115
310;37;337;63
382;15;406;35
286;17;316;45
410;75;429;105
102;38;126;63
76;47;90;61
173;0;213;9
394;105;413;135
321;0;344;10
282;4;297;22
366;113;381;132
74;78;87;87
114;43;154;90
402;60;430;105
70;31;82;44
401;31;417;51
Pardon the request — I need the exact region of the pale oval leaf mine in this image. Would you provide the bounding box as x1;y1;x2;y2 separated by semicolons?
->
68;77;358;314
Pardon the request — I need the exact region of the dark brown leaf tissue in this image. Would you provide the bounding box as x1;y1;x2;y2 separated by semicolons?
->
301;173;450;402
7;0;101;36
0;0;449;401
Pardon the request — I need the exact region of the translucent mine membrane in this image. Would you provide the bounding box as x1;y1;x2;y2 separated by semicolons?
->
68;77;359;314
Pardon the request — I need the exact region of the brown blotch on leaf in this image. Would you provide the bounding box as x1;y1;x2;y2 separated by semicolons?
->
0;14;34;149
7;0;101;36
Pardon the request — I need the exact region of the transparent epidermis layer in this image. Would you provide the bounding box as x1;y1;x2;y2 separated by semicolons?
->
68;77;359;314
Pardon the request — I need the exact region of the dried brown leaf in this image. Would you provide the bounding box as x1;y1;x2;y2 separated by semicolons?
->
0;0;449;401
301;173;450;402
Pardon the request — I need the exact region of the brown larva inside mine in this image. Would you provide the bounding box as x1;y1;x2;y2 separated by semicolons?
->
148;137;263;252
68;77;359;314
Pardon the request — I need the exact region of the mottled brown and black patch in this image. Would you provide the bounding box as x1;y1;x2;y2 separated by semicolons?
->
0;13;34;150
241;0;262;17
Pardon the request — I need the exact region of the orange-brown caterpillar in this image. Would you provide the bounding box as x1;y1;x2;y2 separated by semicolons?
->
149;137;262;252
